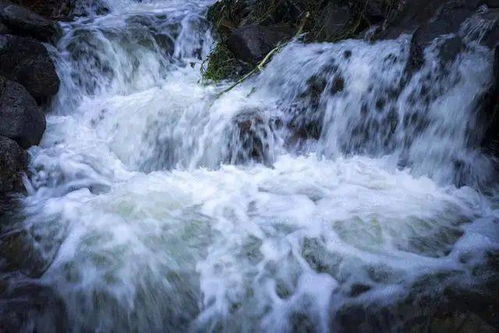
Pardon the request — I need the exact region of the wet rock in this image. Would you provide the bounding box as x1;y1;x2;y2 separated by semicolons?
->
0;229;29;273
0;282;68;332
205;0;364;79
424;311;496;333
334;262;499;332
0;20;9;33
377;0;450;39
0;228;55;278
289;312;317;333
366;0;387;24
0;76;46;148
478;9;499;49
319;4;352;41
405;2;477;73
0;34;60;101
481;45;499;156
0;135;27;194
229;110;273;165
10;0;110;20
0;1;61;42
334;293;498;333
10;0;73;19
349;284;372;297
227;24;293;64
438;36;464;64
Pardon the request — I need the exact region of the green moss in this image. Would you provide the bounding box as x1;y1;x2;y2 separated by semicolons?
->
204;0;400;81
201;43;247;82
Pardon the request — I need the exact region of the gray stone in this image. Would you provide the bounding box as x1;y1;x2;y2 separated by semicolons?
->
0;76;45;148
0;135;26;194
0;1;61;42
0;34;60;101
319;4;352;41
227;24;293;64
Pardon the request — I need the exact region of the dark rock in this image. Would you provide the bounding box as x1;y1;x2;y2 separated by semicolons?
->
487;0;499;7
482;46;499;156
334;273;499;332
406;3;477;73
378;0;457;39
366;0;387;24
478;9;499;49
350;284;372;297
0;282;68;332
417;4;474;43
0;1;61;42
0;34;60;101
229;110;273;165
331;76;345;95
0;135;26;194
0;20;9;33
0;76;45;148
319;4;352;41
227;24;293;64
0;228;56;277
438;36;465;64
10;0;110;20
10;0;72;19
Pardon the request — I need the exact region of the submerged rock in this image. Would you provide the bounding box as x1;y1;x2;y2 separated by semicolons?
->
0;228;56;277
0;34;60;101
229;110;274;165
0;76;45;148
0;1;61;42
0;282;68;332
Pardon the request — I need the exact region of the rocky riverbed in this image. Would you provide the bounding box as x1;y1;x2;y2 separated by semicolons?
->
0;0;498;332
0;0;63;208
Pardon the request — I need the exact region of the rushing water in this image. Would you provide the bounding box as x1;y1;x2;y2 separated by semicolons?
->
1;0;498;331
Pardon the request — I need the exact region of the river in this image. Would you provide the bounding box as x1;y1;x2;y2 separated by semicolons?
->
1;0;498;331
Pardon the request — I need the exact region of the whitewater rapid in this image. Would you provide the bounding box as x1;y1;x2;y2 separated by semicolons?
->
1;0;498;331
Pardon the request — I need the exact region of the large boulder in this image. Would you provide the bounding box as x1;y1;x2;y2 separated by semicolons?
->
377;0;451;39
0;76;45;148
227;24;293;64
482;46;499;156
404;2;477;72
478;8;499;49
0;34;60;101
317;4;352;41
0;1;61;42
9;0;72;19
0;135;27;195
10;0;109;20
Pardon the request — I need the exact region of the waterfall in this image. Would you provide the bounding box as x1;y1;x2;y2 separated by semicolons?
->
1;0;498;332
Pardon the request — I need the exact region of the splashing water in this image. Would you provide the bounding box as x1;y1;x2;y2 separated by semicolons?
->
1;0;498;332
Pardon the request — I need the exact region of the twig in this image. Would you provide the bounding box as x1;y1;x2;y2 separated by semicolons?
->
216;11;310;97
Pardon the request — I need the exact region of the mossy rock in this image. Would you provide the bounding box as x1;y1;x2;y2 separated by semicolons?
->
202;43;250;82
204;0;401;81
